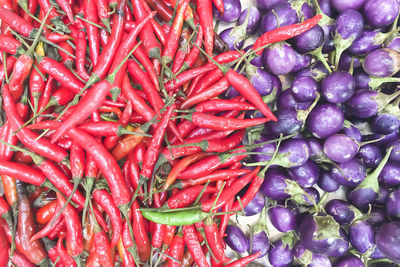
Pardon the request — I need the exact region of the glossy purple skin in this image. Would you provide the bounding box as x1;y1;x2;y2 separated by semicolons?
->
302;187;320;207
363;0;400;28
287;160;319;188
238;7;261;35
307;104;344;139
375;186;391;205
387;36;400;52
300;2;314;20
376;221;400;263
338;52;362;71
318;0;334;17
277;90;311;110
357;144;382;168
363;48;400;77
307;138;323;159
293;25;324;54
349;220;375;254
349;30;383;55
219;27;244;51
386;189;400;219
278;138;311;167
224;225;249;253
318;169;340;192
389;140;400;162
266;108;303;136
367;207;387;226
293;243;308;260
290;76;318;102
372;114;400;134
250;231;270;258
354;71;370;89
248;68;280;96
268;240;293;267
213;0;241;22
332;0;366;12
346;90;379;118
323;134;359;163
363;131;400;146
263;43;296;75
330;158;366;187
327;230;350;257
334;255;364;267
256;0;288;10
342;124;362;142
334;9;364;40
325;199;355;225
260;168;291;200
322;25;335;53
269;206;296;232
310;254;332;267
292;52;312;72
348;186;378;210
244;192;265;216
299;214;344;255
252;135;276;163
260;3;298;33
321;71;356;104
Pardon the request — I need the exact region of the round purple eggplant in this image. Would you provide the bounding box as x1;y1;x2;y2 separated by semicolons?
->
354;71;370;89
357;144;383;168
298;213;344;255
349;220;375;254
363;48;400;77
387;35;400;52
334;255;364;267
256;0;288;11
277;90;311;110
363;131;400;147
349;30;389;55
375;186;391;205
268;239;294;267
260;168;291;200
333;9;364;67
271;138;311;168
263;43;296;75
327;229;350;257
317;0;334;17
338;52;362;71
249;207;270;257
213;0;241;22
330;158;366;187
269;205;296;233
372;113;400;134
363;0;400;28
292;51;312;72
238;7;261;35
318;169;340;192
348;146;394;209
321;71;355;104
219;27;245;51
293;243;333;267
331;0;366;12
244;192;265;216
266;108;306;136
287;160;319;188
367;207;387;226
307;103;344;139
260;3;299;33
290;76;319;102
246;65;280;97
224;224;249;253
322;24;335;53
386;188;400;219
325;199;358;225
341;121;362;142
376;221;400;263
252;135;276;163
293;24;324;54
323;134;359;163
301;187;321;207
389;140;400;162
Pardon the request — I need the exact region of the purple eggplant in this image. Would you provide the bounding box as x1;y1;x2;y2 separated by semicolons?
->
349;30;390;55
348;146;394;209
317;0;334;17
323;134;359;163
375;186;391;205
256;0;288;11
333;9;364;68
307;103;344;139
260;3;299;33
302;187;320;207
338;52;362;71
297;61;330;82
354;71;370;89
293;243;332;267
318;169;340;192
238;7;261;35
342;121;362;142
389;140;400;162
357;144;383;168
386;188;400;219
277;90;312;110
263;43;296;75
272;138;311;168
293;24;324;54
330;158;366;187
363;0;400;28
290;76;319;102
387;35;400;52
322;24;335;53
363;48;400;77
249;208;270;257
224;224;249;253
334;255;364;267
349;220;375;254
269;205;296;233
298;213;344;255
376;221;400;263
252;135;276;163
325;199;359;225
246;65;280;97
332;0;366;12
244;192;265;216
363;131;400;147
327;229;350;257
372;113;400;134
293;51;312;73
287;160;319;188
321;71;355;104
219;27;245;51
346;89;400;118
268;239;294;267
367;207;387;226
213;0;241;22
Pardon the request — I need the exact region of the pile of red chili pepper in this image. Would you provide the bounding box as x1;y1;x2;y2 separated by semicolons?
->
0;0;321;265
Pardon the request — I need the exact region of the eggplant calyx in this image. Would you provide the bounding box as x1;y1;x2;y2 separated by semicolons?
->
313;214;342;241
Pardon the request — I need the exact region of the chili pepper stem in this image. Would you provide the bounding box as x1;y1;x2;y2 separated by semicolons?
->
82;176;95;225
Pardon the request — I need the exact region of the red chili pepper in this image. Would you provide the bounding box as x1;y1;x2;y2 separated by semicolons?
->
212;0;224;13
0;55;16;82
84;0;100;66
0;6;35;37
132;200;151;262
58;41;75;68
204;217;230;263
180;25;203;73
219;198;234;239
45;32;72;43
183;224;209;267
57;234;77;267
165;185;218;209
224;252;262;267
29;65;45;111
76;31;89;80
145;0;173;22
163;224;176;246
37;0;62;23
141;0;167;46
48;245;63;267
165;64;216;91
99;28;109;46
95;0;110;29
9;53;34;101
85;242;101;267
253;15;322;55
92;221;114;267
167;229;184;267
36;199;58;224
171;26;190;73
30;201;62;241
0;34;21;54
47;218;66;240
196;0;213;57
55;0;74;24
93;189;122;248
10;248;36;267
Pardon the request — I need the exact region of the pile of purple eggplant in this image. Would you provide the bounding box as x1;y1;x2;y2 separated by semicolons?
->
216;0;400;265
